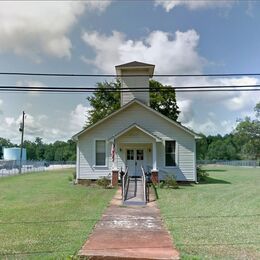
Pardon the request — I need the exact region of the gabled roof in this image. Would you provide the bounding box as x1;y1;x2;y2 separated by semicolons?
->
115;61;155;77
72;99;200;139
115;61;155;68
108;123;162;142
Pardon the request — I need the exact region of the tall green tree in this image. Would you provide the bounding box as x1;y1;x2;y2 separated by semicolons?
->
87;80;121;125
255;102;260;118
149;80;180;121
23;138;76;161
206;138;238;160
86;79;180;126
0;138;15;158
23;140;37;160
35;137;45;160
196;134;209;160
234;102;260;159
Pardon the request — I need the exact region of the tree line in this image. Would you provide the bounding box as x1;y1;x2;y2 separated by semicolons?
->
0;137;76;161
197;102;260;160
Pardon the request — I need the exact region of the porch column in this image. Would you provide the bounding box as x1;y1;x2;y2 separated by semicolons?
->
151;142;159;184
152;142;157;170
111;169;119;187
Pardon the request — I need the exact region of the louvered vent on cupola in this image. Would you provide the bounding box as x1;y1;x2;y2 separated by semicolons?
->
115;61;155;107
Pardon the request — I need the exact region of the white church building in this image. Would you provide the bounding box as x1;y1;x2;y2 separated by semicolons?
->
73;61;199;185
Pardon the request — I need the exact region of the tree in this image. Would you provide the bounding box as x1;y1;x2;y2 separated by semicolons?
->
0;136;76;161
23;140;37;160
149;80;179;121
206;138;238;160
233;102;260;160
0;138;14;159
35;137;45;160
86;79;180;126
196;134;208;160
44;144;54;161
255;102;260;118
87;80;121;125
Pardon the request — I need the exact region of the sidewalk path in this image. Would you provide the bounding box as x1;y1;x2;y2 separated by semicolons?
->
79;189;179;259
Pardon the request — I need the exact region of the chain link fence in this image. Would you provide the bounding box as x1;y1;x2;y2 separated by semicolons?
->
0;160;76;177
197;160;259;167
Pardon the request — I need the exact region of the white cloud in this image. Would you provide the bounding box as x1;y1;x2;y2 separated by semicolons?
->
246;1;255;17
82;29;206;74
154;0;234;12
69;104;90;132
185;118;236;136
0;102;91;143
218;77;259;111
174;76;259;111
81;28;259;135
178;99;194;124
226;91;257;111
0;1;111;61
16;113;45;136
0;112;48;143
0;99;2;114
16;80;47;95
208;112;215;117
175;76;259;134
5;117;15;127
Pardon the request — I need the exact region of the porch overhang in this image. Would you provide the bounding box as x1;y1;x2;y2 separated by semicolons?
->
108;123;162;142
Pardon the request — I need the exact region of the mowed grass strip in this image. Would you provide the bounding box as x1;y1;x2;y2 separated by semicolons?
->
0;169;116;259
157;166;260;260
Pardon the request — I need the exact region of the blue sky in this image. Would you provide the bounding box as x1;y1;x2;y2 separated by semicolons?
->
0;0;259;143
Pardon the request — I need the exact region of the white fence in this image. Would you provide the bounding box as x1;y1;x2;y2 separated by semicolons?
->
0;160;76;177
197;160;259;167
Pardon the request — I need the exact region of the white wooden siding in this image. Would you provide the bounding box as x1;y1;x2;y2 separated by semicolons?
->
78;102;196;181
117;128;155;144
120;69;150;106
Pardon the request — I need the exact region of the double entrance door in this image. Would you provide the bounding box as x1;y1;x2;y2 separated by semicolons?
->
126;149;144;177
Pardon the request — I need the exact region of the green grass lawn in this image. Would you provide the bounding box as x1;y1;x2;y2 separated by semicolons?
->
0;169;116;259
157;165;260;260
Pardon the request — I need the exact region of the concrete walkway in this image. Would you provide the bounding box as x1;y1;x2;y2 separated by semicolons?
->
78;189;179;259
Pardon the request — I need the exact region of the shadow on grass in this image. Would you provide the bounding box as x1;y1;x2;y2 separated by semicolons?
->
199;176;231;184
178;182;194;187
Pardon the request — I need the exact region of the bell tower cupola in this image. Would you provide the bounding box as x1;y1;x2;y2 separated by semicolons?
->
115;61;155;107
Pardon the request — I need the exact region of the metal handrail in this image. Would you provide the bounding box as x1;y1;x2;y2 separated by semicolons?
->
122;166;129;201
141;165;147;203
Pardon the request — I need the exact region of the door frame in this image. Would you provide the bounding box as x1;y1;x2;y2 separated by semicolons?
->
124;145;147;176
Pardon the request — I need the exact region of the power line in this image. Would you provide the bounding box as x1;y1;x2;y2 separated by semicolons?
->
0;84;260;90
0;89;259;93
0;84;259;94
1;72;260;77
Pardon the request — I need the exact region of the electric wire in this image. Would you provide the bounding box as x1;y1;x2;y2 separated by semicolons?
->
1;72;260;77
0;84;260;90
0;84;259;93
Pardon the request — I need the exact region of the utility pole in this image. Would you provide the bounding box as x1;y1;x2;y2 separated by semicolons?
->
19;111;25;174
